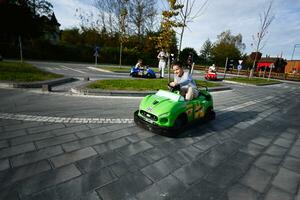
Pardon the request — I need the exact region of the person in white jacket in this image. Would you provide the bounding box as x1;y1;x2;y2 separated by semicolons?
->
157;49;167;78
169;61;198;100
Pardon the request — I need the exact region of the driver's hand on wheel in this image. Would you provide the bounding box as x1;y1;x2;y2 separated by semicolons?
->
169;82;176;87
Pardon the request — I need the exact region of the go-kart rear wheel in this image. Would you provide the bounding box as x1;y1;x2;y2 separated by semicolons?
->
204;107;216;121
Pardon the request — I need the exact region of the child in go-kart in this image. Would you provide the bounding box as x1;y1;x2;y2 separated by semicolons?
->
134;59;145;76
135;59;144;70
208;64;216;73
169;61;198;100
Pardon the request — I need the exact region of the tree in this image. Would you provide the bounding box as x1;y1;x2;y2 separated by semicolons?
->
179;47;199;66
177;0;208;57
0;0;54;61
249;0;274;78
199;39;212;64
128;0;158;37
211;30;244;67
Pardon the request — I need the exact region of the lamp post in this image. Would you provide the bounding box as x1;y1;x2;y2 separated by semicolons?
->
291;44;300;60
291;44;300;74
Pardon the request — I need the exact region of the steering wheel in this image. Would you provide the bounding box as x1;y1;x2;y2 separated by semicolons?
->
168;83;181;92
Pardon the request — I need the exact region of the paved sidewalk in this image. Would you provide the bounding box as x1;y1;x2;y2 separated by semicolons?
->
0;84;299;200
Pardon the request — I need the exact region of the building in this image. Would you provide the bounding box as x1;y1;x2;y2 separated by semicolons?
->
256;57;287;73
285;60;300;74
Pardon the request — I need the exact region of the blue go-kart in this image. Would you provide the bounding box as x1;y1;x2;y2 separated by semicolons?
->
130;66;156;78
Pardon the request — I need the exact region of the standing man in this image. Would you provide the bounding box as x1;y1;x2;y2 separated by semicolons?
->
157;49;167;78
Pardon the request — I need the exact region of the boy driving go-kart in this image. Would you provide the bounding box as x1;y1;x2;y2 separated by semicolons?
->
169;61;199;100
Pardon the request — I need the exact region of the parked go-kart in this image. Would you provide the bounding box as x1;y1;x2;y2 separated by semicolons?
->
134;84;215;136
130;66;156;78
205;71;218;80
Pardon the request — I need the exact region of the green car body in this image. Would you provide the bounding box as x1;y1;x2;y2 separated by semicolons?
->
134;89;215;135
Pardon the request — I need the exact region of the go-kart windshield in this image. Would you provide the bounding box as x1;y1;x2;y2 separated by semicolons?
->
155;90;185;102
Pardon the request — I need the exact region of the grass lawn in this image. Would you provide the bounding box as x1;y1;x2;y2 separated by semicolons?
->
225;77;281;85
87;79;221;91
0;61;63;82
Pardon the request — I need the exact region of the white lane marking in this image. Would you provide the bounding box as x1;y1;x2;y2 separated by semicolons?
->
0;112;133;124
219;96;274;112
87;66;112;73
60;65;86;74
0;96;274;124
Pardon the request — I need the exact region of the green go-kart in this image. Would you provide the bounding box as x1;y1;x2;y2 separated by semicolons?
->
134;84;215;136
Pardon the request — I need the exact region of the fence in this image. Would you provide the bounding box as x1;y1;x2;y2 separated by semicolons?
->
193;65;300;81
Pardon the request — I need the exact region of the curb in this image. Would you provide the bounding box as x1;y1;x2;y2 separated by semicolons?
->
0;77;76;89
71;86;232;97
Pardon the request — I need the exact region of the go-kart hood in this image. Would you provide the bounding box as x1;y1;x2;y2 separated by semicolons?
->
139;90;184;115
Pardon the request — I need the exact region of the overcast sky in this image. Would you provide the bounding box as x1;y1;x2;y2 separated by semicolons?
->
48;0;300;60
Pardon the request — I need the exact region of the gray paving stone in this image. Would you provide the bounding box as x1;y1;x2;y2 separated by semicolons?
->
79;191;102;200
145;135;172;146
117;141;153;157
75;126;109;138
62;135;102;152
50;147;97;168
77;151;122;173
97;129;132;143
200;141;238;168
264;187;293;200
36;133;78;149
97;171;152;200
28;167;116;200
193;135;219;151
124;153;154;172
227;184;260;200
0;160;51;188
26;123;66;134
143;147;167;162
264;144;288;157
0;129;27;140
93;138;129;154
136;175;187;200
18;164;81;197
110;160;131;177
141;156;182;182
3;122;43;132
51;124;90;136
0;140;9;149
0;187;19;200
254;155;282;174
10;132;54;146
0;142;35;159
156;141;181;155
288;145;300;159
239;142;265;157
295;139;300;147
176;179;223;200
175;145;203;162
0;159;10;171
272;167;300;194
282;156;300;174
11;145;63;167
273;137;293;148
240;166;272;193
250;137;272;147
227;151;255;172
205;163;243;189
280;132;297;141
172;159;210;185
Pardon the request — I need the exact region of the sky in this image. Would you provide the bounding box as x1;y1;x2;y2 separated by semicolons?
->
48;0;300;60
